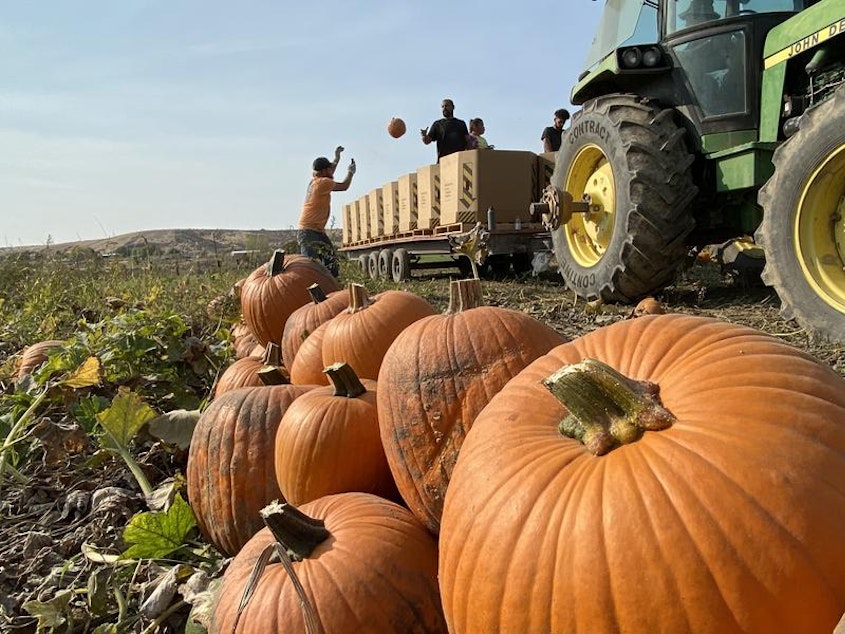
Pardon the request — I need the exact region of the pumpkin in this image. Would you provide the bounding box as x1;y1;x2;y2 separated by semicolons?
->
187;383;315;556
214;343;289;398
439;314;845;633
377;278;564;533
632;296;665;317
211;494;447;633
231;321;261;359
281;283;349;369
275;362;396;505
289;320;331;386
321;283;436;380
16;340;64;379
240;250;341;347
387;117;407;139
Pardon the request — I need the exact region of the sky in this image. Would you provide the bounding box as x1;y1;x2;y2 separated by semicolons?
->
1;1;605;247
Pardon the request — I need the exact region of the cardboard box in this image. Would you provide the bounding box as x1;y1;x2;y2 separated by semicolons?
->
382;180;400;237
398;172;418;232
537;152;556;199
368;188;384;238
357;195;371;240
439;150;538;225
417;163;441;230
342;202;352;245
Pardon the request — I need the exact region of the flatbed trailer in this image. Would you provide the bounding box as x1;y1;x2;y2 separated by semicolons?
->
339;221;552;282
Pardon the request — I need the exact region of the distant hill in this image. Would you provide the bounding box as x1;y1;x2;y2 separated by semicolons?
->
0;228;342;258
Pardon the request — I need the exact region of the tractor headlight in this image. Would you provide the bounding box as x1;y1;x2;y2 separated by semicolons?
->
621;47;643;68
642;46;662;67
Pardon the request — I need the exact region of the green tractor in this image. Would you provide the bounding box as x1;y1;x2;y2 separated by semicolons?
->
541;0;845;340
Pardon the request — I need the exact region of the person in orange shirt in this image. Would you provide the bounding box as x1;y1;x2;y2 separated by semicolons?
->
297;146;356;277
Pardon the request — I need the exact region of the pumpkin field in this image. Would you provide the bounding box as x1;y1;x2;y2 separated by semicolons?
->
0;245;843;632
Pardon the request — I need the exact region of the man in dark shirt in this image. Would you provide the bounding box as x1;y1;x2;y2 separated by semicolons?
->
421;98;470;162
541;108;570;152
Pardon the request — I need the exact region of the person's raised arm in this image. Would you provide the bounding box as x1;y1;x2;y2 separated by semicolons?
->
421;126;432;145
332;158;356;192
331;146;344;169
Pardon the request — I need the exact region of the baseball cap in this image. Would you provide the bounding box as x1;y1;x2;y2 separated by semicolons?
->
312;157;333;171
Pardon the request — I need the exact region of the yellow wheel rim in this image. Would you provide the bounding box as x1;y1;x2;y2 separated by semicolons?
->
563;144;616;267
795;143;845;313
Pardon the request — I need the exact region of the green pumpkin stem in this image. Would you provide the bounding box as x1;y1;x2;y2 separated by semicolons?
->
261;500;330;561
347;282;372;313
257;342;291;385
307;283;328;304
324;362;366;398
446;278;484;314
266;249;286;277
543;358;676;456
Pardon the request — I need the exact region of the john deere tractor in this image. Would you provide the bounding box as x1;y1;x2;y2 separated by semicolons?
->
541;0;845;340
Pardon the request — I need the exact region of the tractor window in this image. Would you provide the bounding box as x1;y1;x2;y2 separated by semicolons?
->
666;0;805;34
674;30;748;117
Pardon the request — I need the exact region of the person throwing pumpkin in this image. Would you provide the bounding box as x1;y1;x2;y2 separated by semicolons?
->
421;98;470;162
297;146;356;278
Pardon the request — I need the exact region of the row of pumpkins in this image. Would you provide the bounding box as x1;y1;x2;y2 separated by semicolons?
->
189;250;845;633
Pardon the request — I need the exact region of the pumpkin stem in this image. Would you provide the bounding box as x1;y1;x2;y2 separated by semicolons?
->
266;249;286;277
543;358;676;456
324;362;366;398
308;283;329;304
257;342;291;385
347;282;372;313
446;278;484;314
260;500;330;561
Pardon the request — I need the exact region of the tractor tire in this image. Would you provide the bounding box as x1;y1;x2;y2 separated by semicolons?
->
755;85;845;342
551;95;698;302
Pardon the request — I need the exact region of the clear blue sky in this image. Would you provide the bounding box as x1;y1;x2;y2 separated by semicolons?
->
1;1;604;247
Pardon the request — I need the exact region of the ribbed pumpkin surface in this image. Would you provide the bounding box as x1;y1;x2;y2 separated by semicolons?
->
281;288;349;368
187;384;314;556
211;493;448;633
439;314;845;633
240;253;340;347
378;302;564;533
213;355;265;398
289;320;330;386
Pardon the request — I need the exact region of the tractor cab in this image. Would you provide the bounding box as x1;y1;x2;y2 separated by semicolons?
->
575;0;808;144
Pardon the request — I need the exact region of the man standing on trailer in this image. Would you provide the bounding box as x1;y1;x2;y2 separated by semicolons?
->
421;98;471;162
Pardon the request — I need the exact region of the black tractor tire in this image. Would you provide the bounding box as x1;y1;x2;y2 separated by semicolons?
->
551;95;698;302
755;85;845;342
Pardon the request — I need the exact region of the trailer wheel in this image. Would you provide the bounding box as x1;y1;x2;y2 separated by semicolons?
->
358;254;369;275
367;252;379;280
392;248;411;282
755;85;845;342
551;95;697;302
378;249;394;279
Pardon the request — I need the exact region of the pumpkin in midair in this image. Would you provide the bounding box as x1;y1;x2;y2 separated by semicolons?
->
439;314;845;633
378;278;564;533
387;117;407;139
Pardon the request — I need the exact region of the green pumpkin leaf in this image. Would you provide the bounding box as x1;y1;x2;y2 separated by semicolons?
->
96;387;156;450
22;589;73;629
121;494;196;560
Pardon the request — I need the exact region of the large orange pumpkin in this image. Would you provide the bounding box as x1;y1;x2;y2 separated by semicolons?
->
387;117;407;139
321;283;436;380
289;320;331;386
240;250;341;347
211;494;447;633
439;314;845;633
281;283;349;369
378;278;564;532
187;383;315;556
275;362;396;505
